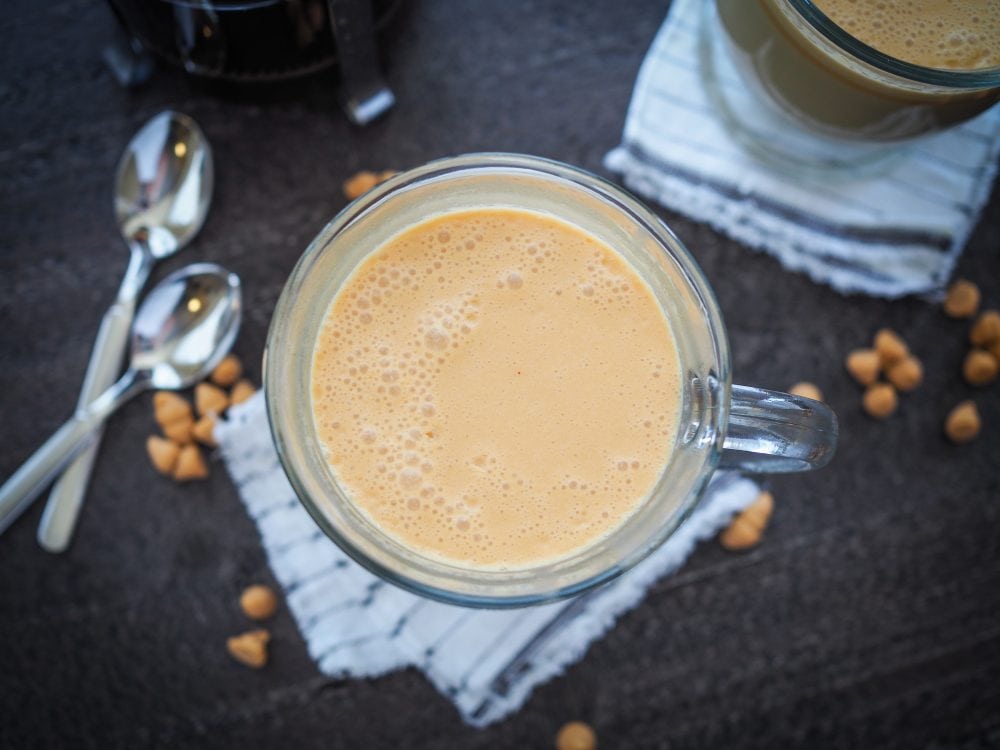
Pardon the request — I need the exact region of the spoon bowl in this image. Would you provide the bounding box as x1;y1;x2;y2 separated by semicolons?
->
114;111;214;258
132;264;242;388
0;264;242;536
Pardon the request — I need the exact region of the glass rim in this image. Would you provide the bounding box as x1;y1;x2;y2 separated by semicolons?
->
264;153;731;607
789;0;1000;88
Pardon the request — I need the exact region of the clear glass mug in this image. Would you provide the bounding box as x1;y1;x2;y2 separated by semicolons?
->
264;154;838;608
703;0;1000;173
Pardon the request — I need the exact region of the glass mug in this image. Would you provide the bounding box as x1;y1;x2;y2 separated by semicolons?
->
265;154;838;608
702;0;1000;173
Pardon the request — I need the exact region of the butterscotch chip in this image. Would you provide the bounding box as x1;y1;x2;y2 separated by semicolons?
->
162;416;194;444
226;629;270;669
963;349;999;386
943;279;980;318
153;391;192;427
240;585;278;621
720;491;774;551
556;721;597;750
173;444;208;481
719;518;759;550
343;171;379;200
378;170;399;183
789;382;823;401
741;490;774;529
886;355;923;392
146;436;180;475
845;349;881;386
195;382;229;417
192;415;217;447
230;379;256;406
210;354;243;388
944;400;981;444
862;383;897;419
874;328;908;367
970;310;1000;347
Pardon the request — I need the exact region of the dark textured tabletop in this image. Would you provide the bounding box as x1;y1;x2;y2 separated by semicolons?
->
2;1;999;748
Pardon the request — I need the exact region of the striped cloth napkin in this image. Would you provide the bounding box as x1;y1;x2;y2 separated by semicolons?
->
605;0;1000;298
216;393;760;726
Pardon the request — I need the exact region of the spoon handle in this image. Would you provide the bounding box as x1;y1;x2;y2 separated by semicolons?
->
0;371;145;537
36;305;133;551
37;246;150;552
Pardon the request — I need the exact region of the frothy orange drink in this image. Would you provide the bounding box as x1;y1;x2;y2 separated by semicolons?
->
813;0;999;70
311;208;681;568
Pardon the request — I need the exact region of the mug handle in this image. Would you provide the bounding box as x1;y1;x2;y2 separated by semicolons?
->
719;385;838;473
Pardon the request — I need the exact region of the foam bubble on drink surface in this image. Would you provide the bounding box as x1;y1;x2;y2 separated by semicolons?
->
311;208;683;569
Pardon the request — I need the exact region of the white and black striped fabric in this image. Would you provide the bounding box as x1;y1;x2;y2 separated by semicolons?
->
216;394;759;726
605;0;1000;298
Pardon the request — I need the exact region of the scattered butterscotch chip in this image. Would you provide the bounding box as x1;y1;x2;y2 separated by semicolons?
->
789;382;823;401
886;355;923;392
146;436;180;475
963;349;999;386
343;170;379;200
195;382;229;417
210;354;243;388
845;349;881;386
944;400;981;444
192;415;217;447
230;379;256;406
874;328;908;367
556;721;597;750
226;629;270;669
720;490;774;551
378;169;398;182
240;585;278;621
943;279;980;319
970;310;1000;348
173;444;208;481
153;391;192;427
161;416;194;445
742;490;775;528
718;517;759;550
862;382;898;419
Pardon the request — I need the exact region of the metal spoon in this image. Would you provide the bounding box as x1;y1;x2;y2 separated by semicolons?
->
0;264;241;537
37;111;213;553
